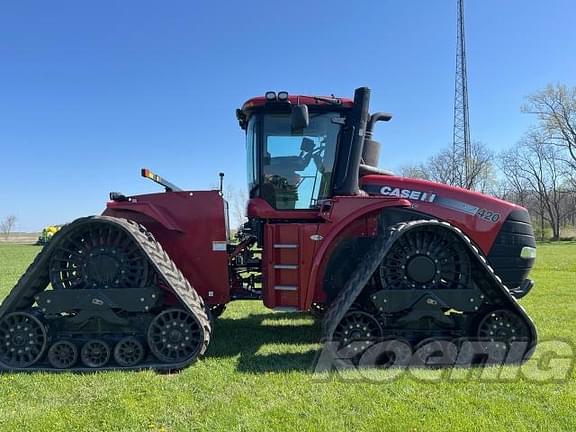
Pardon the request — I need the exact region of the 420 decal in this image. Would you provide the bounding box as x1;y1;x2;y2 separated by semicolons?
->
476;208;501;223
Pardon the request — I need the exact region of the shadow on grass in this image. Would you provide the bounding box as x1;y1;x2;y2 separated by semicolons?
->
205;312;322;374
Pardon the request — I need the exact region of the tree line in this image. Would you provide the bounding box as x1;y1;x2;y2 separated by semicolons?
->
401;83;576;240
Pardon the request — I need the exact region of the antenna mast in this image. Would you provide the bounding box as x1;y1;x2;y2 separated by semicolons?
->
452;0;472;189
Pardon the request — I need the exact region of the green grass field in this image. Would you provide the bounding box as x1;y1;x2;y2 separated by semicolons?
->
0;243;574;431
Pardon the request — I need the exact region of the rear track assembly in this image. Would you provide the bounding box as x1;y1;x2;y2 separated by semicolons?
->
0;216;211;372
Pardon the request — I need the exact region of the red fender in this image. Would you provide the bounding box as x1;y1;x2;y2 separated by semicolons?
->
105;201;183;232
303;197;411;310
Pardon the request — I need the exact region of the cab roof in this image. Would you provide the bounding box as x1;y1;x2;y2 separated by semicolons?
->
241;94;354;112
237;93;354;129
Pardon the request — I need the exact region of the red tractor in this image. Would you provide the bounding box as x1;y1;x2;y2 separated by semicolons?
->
0;88;537;371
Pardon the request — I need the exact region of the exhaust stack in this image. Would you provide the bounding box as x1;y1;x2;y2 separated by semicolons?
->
332;87;371;196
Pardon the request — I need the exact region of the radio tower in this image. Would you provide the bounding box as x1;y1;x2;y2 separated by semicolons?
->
452;0;472;189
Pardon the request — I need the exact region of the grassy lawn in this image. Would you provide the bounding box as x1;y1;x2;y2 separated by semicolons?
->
0;242;574;431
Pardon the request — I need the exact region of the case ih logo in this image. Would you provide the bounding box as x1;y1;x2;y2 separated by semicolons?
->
379;186;437;203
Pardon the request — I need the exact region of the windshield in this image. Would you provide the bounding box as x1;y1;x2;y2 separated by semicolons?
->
246;112;343;210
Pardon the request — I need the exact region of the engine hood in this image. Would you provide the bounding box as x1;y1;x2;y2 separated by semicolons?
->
360;174;528;253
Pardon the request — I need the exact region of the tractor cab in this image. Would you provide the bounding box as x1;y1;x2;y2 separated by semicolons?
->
237;89;393;215
238;93;352;211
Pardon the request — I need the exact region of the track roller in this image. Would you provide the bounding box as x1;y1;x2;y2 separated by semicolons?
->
114;337;145;367
48;341;79;369
81;340;111;368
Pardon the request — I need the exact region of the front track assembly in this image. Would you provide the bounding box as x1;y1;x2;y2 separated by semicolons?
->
323;219;537;365
0;216;211;372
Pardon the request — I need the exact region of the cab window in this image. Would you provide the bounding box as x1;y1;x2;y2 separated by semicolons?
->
260;113;342;210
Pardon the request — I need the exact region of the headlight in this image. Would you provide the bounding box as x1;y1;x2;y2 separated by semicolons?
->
520;246;537;259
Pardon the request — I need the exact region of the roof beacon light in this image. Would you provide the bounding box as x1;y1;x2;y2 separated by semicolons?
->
277;91;289;101
265;91;276;101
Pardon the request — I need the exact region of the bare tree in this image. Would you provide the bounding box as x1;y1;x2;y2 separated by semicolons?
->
0;215;17;240
398;164;429;181
499;151;532;207
523;84;576;170
455;141;497;191
400;141;497;192
428;149;456;185
500;132;569;239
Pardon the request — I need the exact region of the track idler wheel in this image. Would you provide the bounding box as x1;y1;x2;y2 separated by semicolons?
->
333;310;383;358
476;309;532;361
0;312;47;368
114;337;145;367
48;341;78;369
81;340;111;368
147;309;206;364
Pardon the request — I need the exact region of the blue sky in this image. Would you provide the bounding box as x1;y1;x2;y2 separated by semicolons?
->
1;0;575;231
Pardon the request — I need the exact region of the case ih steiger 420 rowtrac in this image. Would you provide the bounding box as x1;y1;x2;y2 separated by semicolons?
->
0;88;537;371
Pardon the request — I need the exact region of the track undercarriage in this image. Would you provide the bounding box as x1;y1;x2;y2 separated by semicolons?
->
0;216;211;372
323;220;537;365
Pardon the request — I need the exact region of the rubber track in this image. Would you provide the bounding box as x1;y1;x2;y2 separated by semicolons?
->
0;216;211;372
322;219;537;358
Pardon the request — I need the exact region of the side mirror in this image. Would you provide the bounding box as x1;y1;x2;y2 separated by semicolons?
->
291;104;309;131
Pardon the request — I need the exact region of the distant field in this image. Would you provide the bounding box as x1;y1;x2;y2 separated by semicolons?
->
0;233;39;244
0;242;574;431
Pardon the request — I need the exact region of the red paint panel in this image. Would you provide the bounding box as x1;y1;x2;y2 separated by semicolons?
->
104;191;230;304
